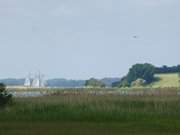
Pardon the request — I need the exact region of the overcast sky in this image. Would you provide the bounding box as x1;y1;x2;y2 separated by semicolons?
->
0;0;180;79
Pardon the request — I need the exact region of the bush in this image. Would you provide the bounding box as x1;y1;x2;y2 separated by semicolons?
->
0;83;12;107
85;78;106;88
112;76;130;88
131;78;146;87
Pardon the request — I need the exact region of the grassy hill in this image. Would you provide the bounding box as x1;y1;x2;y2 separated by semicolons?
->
149;73;180;88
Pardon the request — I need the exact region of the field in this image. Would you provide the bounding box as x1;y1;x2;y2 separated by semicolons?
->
149;73;180;88
1;88;180;135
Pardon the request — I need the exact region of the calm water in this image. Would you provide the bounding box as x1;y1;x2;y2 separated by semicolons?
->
10;91;48;97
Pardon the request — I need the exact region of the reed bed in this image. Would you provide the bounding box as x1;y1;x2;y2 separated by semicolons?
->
1;88;180;135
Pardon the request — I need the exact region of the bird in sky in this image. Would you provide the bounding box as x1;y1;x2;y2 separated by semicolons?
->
133;36;139;39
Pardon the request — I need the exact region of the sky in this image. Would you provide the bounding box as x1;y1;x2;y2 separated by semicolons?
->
0;0;180;79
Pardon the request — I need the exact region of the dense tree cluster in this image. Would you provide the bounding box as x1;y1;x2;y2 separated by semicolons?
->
85;78;106;88
113;64;180;88
126;63;155;84
113;63;155;87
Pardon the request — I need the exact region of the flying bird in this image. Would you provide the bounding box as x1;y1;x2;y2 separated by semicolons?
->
133;36;139;39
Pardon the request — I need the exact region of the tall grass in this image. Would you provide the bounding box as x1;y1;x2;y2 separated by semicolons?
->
1;88;180;135
1;92;180;122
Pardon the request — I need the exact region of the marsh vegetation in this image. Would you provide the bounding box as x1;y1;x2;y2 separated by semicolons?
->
1;88;180;135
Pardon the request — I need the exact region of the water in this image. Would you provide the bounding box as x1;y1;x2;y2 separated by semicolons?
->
10;91;48;97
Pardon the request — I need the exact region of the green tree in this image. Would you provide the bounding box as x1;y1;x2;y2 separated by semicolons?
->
126;63;155;84
85;78;106;88
113;63;155;88
112;76;130;88
0;83;12;107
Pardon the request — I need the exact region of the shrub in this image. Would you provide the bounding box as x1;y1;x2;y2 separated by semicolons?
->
85;78;106;88
131;78;146;87
0;83;12;107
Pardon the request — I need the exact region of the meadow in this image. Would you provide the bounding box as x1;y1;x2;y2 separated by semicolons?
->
1;88;180;135
149;73;180;88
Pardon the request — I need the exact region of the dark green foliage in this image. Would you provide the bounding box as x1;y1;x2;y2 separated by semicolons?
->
0;83;12;107
85;78;106;88
126;63;155;84
112;63;155;88
155;65;180;73
112;77;130;87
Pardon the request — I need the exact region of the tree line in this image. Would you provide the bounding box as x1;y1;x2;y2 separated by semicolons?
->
112;64;180;88
112;63;155;87
85;64;180;88
155;65;180;74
